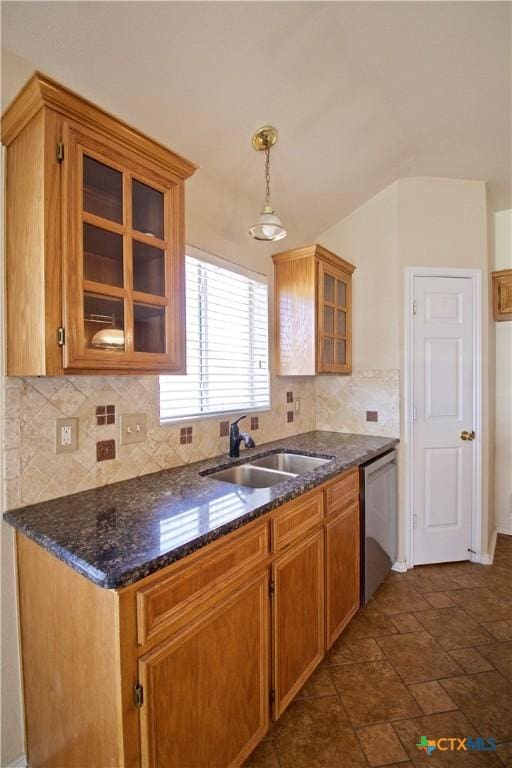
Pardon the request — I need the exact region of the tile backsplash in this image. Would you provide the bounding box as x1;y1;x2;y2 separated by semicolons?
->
2;375;315;510
315;369;400;437
1;369;400;512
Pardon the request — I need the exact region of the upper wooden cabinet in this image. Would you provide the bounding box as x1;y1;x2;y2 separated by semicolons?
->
272;244;355;375
1;72;197;375
492;269;512;322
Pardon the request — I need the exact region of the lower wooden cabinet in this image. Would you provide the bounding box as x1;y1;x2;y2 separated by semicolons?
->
271;528;325;718
325;500;360;649
15;466;362;768
138;571;269;768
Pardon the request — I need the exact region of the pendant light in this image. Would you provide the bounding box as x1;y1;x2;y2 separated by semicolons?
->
249;126;287;242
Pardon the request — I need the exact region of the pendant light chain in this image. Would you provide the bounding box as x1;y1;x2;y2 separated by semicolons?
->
248;125;287;241
265;147;271;205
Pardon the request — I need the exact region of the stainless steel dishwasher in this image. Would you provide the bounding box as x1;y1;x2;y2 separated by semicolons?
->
360;449;398;604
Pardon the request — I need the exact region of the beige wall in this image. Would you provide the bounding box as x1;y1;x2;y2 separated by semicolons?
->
397;178;491;557
494;210;512;534
317;177;491;563
397;178;489;269
316;183;400;438
318;182;400;371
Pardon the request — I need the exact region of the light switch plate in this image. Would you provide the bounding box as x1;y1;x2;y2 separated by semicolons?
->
55;417;78;454
120;413;147;445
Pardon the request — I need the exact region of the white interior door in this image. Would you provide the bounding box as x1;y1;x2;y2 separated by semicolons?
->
412;275;475;564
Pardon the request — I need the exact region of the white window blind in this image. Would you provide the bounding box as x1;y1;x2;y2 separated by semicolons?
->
160;248;270;422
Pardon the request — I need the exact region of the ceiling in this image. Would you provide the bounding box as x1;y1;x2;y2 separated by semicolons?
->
2;2;511;242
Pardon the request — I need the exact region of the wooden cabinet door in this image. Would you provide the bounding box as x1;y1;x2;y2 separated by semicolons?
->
62;122;186;373
325;500;360;649
271;529;324;718
317;260;352;373
138;571;269;768
493;269;512;321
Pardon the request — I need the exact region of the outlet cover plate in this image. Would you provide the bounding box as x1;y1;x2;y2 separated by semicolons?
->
55;417;78;454
120;413;147;445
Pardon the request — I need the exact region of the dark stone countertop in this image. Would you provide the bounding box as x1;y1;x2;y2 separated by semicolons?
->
4;431;398;589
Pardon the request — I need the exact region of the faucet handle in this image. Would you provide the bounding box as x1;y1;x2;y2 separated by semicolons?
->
231;414;247;427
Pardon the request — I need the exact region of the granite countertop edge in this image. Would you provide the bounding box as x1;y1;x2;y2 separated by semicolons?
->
4;431;399;590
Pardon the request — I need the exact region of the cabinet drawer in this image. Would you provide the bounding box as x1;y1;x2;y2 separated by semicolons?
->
271;491;323;553
137;521;269;645
325;468;359;516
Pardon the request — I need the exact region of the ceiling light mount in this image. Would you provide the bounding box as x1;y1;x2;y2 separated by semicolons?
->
249;125;287;243
251;125;278;152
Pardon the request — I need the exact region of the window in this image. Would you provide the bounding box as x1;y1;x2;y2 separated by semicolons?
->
160;247;270;422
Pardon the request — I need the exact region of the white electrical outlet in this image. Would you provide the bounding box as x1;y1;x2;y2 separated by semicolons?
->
55;418;78;454
61;425;72;446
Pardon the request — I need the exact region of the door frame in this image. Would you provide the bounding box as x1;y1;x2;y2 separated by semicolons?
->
404;267;483;568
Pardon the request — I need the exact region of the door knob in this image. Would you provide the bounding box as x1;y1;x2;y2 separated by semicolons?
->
460;430;476;441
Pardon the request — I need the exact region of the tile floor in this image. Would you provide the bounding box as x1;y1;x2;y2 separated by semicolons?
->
244;535;512;768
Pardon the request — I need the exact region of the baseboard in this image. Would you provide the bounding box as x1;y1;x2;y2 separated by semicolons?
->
478;529;498;565
391;560;408;573
495;524;512;536
5;755;27;768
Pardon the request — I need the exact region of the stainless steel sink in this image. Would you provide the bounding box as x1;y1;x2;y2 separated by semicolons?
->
250;452;330;474
207;464;294;488
204;451;332;489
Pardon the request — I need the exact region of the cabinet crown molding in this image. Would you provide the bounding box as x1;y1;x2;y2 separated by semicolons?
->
272;243;356;275
1;71;198;180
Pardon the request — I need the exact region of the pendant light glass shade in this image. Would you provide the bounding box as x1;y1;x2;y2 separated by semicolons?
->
249;205;287;241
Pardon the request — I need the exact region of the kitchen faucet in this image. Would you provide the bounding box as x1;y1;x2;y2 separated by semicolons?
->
229;415;256;458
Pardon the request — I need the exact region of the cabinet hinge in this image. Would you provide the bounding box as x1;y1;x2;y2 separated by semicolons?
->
269;580;275;598
134;683;144;708
413;514;418;530
56;142;64;162
57;327;66;346
269;689;275;705
412;300;417;316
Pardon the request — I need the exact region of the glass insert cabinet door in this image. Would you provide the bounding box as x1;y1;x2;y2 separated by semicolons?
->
318;262;351;373
62;125;185;373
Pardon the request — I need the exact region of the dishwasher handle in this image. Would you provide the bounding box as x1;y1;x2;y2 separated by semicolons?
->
367;460;396;484
362;449;397;479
